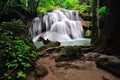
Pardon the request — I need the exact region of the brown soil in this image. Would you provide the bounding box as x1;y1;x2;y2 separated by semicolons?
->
35;53;120;80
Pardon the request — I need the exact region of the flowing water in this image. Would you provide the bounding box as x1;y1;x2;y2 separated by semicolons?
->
29;9;91;46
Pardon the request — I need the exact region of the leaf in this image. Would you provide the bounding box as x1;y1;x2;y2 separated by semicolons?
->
99;6;106;19
17;71;26;78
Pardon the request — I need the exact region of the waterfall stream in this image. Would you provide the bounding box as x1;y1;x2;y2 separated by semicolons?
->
29;9;84;42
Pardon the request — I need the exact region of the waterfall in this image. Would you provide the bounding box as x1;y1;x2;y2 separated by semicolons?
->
29;9;84;42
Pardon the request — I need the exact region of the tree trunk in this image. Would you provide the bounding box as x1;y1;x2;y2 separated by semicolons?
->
95;0;120;55
91;0;99;46
103;0;120;55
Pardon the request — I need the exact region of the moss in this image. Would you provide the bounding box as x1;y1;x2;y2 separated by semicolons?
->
55;46;83;61
35;64;48;77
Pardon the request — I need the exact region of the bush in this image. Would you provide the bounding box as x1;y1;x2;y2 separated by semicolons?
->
0;19;27;36
0;20;37;80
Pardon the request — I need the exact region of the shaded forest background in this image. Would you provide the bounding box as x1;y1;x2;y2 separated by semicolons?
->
0;0;92;23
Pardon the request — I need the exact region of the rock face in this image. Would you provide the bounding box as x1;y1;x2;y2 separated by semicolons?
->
95;55;120;77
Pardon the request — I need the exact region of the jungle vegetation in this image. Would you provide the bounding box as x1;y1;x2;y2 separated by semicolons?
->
0;0;93;23
0;0;120;80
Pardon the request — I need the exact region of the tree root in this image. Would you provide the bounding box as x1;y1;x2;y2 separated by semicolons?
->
55;62;86;70
38;46;63;56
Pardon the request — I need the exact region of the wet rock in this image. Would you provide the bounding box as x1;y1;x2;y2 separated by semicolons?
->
38;37;51;44
35;64;48;77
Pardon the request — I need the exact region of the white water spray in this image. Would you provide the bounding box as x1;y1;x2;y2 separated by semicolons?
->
29;9;84;42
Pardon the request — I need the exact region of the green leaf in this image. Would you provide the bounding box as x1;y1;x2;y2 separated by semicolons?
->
17;71;26;78
99;6;106;19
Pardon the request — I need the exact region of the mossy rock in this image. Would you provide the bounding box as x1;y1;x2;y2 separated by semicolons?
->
55;46;83;61
96;55;120;77
35;64;48;77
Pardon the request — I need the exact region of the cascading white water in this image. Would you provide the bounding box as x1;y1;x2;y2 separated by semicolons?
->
29;9;84;42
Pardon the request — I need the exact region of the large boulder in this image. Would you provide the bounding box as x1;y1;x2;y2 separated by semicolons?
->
55;46;83;62
95;55;120;77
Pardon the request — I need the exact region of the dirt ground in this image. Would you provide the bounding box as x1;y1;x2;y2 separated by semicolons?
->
35;53;120;80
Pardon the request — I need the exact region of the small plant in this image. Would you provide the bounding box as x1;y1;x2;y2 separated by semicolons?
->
0;32;37;80
0;20;37;80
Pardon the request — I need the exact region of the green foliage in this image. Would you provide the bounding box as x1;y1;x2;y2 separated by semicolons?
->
99;6;106;19
0;0;26;20
0;0;92;17
0;20;37;80
17;71;26;78
62;0;77;9
79;3;91;13
37;0;57;12
0;19;27;36
36;0;92;14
